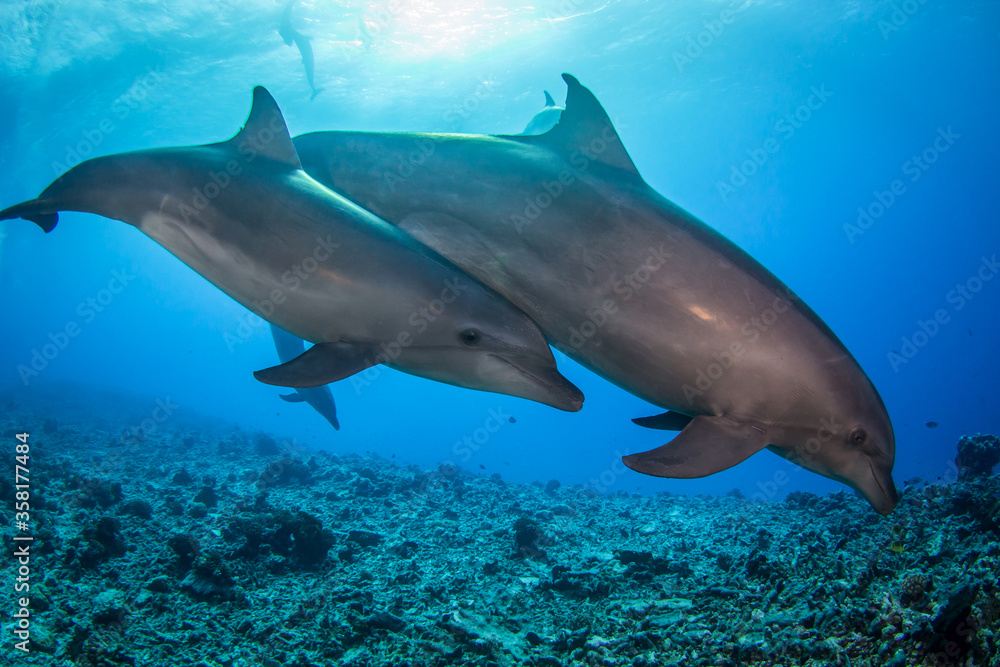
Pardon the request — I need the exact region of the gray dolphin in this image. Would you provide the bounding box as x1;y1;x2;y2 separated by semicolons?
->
292;74;898;514
522;90;564;135
259;85;572;430
270;323;340;430
0;87;584;413
257;84;570;430
279;0;323;100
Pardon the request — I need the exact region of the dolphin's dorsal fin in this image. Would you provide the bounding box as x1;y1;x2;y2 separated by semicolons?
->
543;90;555;107
535;73;638;175
228;86;301;169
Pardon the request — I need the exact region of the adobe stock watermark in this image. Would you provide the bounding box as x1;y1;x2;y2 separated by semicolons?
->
124;396;181;441
384;137;437;193
923;579;1000;667
887;254;997;373
747;414;847;503
383;76;501;192
877;0;931;40
178;110;294;225
672;5;748;73
510;117;629;233
442;76;501;131
441;407;514;467
844;127;959;243
716;85;833;202
588;448;634;493
223;236;341;352
564;244;673;350
349;277;469;394
681;289;797;404
338;0;402;61
16;266;137;385
50;68;164;176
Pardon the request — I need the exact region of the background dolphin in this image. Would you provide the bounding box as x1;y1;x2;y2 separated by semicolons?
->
279;0;323;100
0;87;583;413
522;90;564;135
292;74;898;514
270;323;340;430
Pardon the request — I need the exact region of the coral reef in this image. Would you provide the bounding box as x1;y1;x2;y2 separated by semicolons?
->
956;433;1000;478
1;385;998;666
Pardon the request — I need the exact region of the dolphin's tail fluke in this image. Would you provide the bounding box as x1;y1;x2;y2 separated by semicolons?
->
0;200;59;233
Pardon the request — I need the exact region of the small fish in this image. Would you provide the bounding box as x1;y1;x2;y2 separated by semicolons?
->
925;421;939;429
479;464;485;470
968;328;973;336
890;541;906;553
509;416;517;424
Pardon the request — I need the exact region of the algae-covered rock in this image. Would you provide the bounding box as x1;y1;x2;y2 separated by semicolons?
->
92;590;127;625
957;434;1000;478
7;386;1000;667
181;549;237;601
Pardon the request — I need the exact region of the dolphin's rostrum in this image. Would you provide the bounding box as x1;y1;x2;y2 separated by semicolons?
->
0;87;584;413
292;74;898;514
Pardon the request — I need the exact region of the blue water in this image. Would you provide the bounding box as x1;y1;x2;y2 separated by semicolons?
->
0;0;997;502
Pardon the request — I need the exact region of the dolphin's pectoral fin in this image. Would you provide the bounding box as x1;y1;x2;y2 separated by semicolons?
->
254;341;378;388
319;404;340;431
279;392;306;403
632;410;693;431
622;415;769;479
25;212;59;233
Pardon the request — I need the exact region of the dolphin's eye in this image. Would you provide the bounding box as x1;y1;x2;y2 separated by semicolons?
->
459;328;481;347
850;428;868;447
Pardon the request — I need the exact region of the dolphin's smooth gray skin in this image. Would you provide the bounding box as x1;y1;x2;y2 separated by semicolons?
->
292;74;898;514
254;85;570;431
279;0;323;100
0;87;584;413
256;85;572;431
270;323;340;430
522;90;564;135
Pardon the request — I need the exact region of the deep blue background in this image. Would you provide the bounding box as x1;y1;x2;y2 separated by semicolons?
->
1;0;997;502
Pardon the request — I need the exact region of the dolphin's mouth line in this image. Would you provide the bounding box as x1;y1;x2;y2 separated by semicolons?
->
487;352;581;405
866;456;892;505
488;353;552;392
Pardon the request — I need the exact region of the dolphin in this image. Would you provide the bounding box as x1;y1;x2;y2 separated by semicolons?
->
279;0;323;100
270;323;340;430
522;90;564;135
291;74;898;514
256;85;572;431
0;87;584;413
